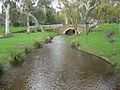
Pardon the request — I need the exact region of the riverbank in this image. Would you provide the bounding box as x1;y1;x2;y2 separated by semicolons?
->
67;23;120;69
0;31;57;66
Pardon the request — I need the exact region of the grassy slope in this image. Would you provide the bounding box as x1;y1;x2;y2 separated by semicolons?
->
0;31;57;64
68;23;120;68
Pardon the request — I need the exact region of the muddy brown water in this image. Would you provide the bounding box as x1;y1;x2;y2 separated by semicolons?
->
0;36;117;90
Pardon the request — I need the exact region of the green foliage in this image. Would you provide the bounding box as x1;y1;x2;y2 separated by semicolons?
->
0;64;4;77
44;36;53;43
24;47;32;55
71;41;80;48
95;3;120;23
60;0;81;25
9;52;24;66
96;3;112;20
10;2;26;26
32;0;58;24
33;41;43;49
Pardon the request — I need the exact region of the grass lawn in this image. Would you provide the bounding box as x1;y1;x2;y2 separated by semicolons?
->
67;23;120;69
0;26;25;35
0;31;57;64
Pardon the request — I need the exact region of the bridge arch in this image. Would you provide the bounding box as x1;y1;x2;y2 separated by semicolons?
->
63;27;83;35
63;27;77;35
57;25;84;35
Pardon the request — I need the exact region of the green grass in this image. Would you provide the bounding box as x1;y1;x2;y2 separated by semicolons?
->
68;23;120;68
0;26;25;35
0;31;57;64
93;23;120;32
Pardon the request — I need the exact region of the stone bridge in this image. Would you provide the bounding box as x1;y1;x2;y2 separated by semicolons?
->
30;24;84;35
41;24;84;35
57;25;84;35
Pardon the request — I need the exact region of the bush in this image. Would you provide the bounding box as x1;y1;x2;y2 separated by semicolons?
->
106;31;116;43
24;47;32;55
33;41;43;49
13;22;21;27
71;42;80;48
9;52;24;66
0;64;4;77
44;36;53;43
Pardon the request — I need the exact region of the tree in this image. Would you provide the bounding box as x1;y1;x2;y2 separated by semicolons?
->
32;2;57;24
9;1;26;27
94;1;120;23
0;0;11;35
113;4;120;23
13;0;55;32
13;0;44;32
58;0;81;34
58;0;100;34
78;0;100;34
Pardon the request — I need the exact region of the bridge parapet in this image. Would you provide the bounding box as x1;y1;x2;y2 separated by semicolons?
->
29;24;84;35
42;24;63;30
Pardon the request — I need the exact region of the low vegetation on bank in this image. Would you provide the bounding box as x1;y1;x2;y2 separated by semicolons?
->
0;30;57;65
67;23;120;69
0;25;58;76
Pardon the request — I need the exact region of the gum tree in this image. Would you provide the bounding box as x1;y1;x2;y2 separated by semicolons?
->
95;1;120;23
13;0;44;32
78;0;99;34
0;0;44;34
0;0;11;35
58;0;81;34
13;0;54;32
58;0;100;34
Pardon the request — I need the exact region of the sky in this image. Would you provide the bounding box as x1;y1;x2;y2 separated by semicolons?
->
52;0;61;12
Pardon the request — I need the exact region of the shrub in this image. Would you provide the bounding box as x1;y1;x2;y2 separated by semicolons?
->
24;47;32;55
9;52;24;66
44;36;53;43
33;41;43;49
71;42;80;48
0;64;4;77
106;31;116;43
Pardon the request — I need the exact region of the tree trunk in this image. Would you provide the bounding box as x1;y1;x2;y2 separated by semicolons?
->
85;16;90;35
26;13;44;33
73;22;78;35
27;15;30;33
29;13;44;32
85;23;89;35
65;13;68;25
5;4;10;35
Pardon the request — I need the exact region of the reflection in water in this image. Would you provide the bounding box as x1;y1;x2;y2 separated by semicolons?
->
0;36;116;90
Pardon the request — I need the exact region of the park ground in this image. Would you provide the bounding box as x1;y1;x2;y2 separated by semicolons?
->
67;23;120;69
0;24;120;70
0;27;57;65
